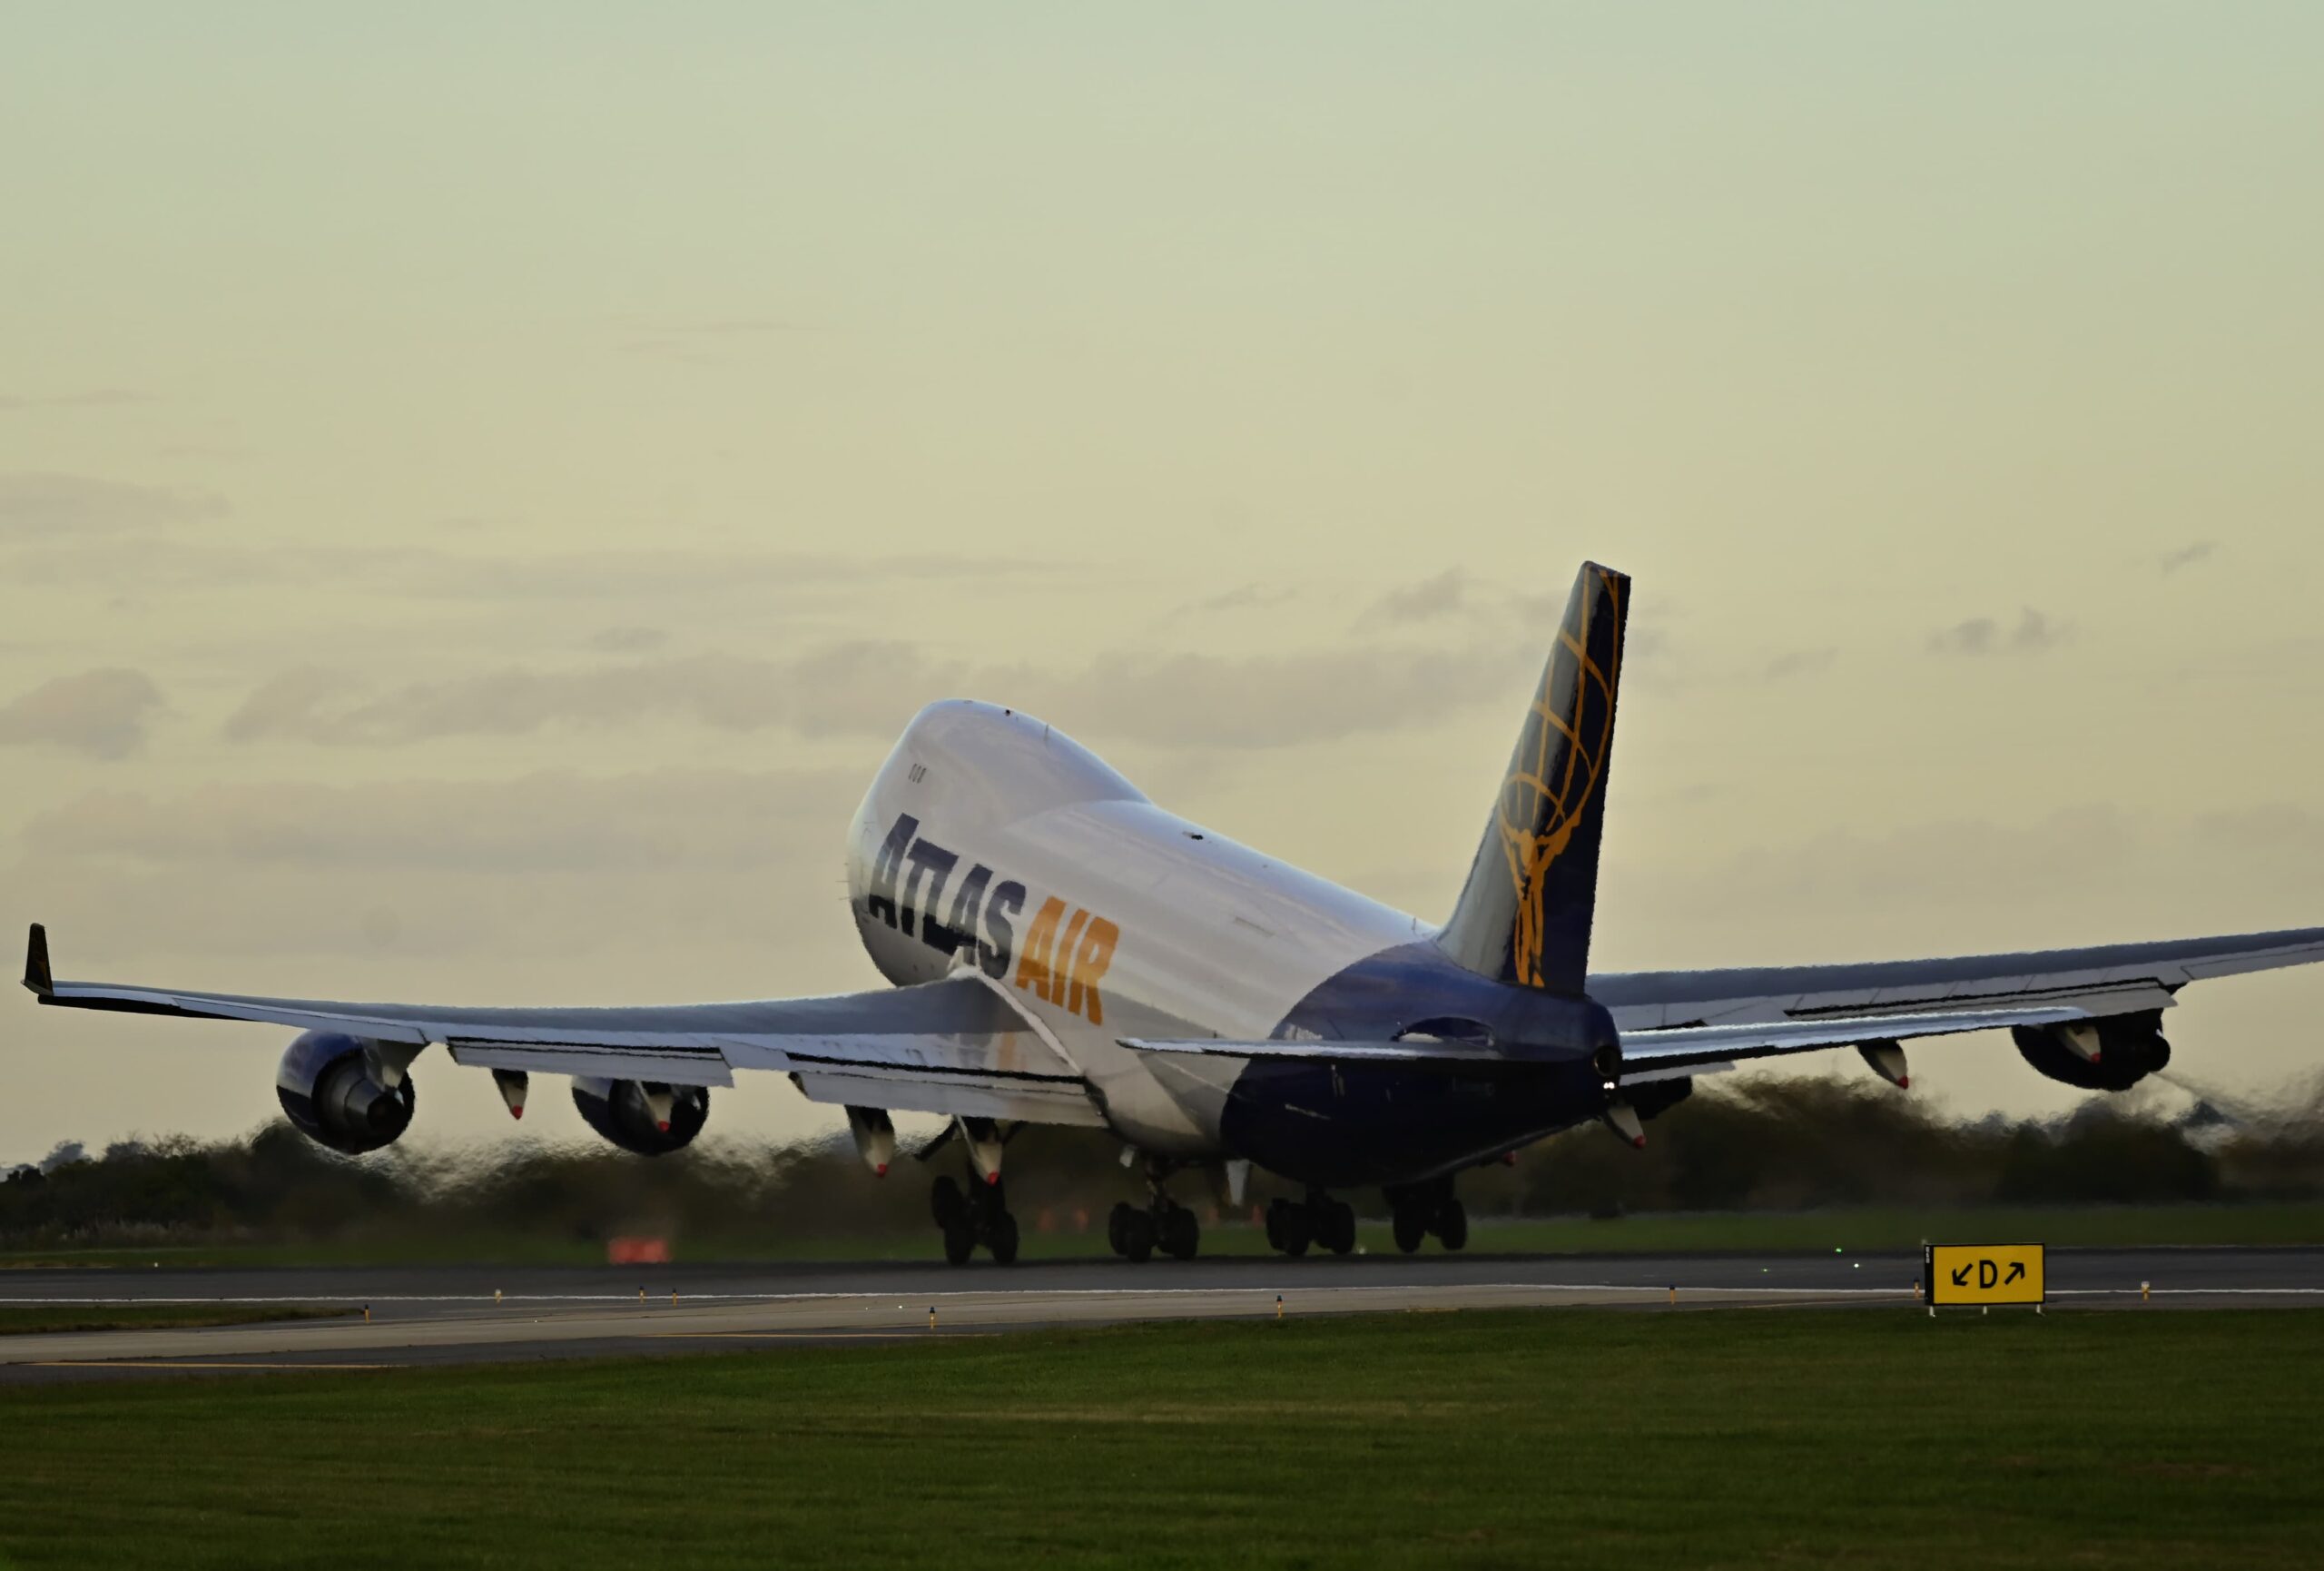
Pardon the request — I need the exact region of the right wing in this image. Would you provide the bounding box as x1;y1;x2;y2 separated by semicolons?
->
24;924;1108;1128
1128;926;2324;1082
1590;927;2324;1031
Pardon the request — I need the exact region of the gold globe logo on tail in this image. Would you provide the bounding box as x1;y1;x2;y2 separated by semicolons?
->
1496;568;1624;989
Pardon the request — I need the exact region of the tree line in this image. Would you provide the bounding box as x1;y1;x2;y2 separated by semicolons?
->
6;1075;2321;1250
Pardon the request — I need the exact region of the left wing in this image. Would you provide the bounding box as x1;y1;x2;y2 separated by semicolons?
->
23;924;1108;1128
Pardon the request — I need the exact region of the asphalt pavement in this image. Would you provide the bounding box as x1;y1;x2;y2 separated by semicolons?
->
2;1246;2316;1384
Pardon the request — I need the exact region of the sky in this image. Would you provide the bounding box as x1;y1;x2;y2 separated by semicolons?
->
3;3;2320;1165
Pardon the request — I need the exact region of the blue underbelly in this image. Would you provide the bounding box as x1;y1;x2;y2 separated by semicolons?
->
1217;1059;1597;1190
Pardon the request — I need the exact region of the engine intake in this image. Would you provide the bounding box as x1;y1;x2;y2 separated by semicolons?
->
571;1077;709;1155
2012;1010;2172;1092
276;1031;416;1154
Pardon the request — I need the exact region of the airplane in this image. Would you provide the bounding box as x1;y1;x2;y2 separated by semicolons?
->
21;561;2324;1264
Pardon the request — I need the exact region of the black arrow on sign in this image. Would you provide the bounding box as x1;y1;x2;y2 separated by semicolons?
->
1950;1265;1971;1286
2004;1261;2026;1285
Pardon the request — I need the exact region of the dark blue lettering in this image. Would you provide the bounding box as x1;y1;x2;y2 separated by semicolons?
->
901;839;958;943
866;814;918;928
931;864;990;958
980;880;1025;980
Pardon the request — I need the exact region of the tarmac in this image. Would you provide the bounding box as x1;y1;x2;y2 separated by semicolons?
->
3;1247;2318;1384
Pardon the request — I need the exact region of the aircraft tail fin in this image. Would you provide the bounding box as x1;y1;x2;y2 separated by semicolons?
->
1435;561;1630;993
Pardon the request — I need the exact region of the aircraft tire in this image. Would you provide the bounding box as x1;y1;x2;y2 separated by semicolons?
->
1108;1200;1137;1256
1436;1199;1469;1252
931;1175;965;1230
1391;1205;1427;1255
1264;1200;1286;1251
1121;1209;1157;1263
1278;1205;1313;1258
941;1216;976;1266
1321;1200;1357;1255
1158;1205;1199;1260
989;1210;1020;1266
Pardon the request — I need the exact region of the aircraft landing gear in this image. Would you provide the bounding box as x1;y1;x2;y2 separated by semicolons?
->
1108;1165;1202;1262
1265;1191;1357;1258
931;1172;1019;1266
1386;1179;1467;1254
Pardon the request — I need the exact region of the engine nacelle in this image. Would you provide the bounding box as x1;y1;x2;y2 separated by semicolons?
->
276;1031;416;1155
571;1077;709;1156
2012;1010;2172;1092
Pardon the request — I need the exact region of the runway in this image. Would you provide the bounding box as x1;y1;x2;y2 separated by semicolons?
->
4;1247;2319;1384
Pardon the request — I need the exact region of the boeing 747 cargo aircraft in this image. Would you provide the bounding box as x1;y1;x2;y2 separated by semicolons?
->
24;564;2324;1262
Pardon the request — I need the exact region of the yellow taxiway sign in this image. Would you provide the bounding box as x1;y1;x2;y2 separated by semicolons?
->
1925;1243;2044;1307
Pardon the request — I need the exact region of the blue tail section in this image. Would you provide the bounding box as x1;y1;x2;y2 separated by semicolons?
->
1435;561;1630;993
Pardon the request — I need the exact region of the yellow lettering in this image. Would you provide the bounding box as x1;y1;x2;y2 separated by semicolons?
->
1014;897;1067;1003
1071;918;1120;1024
1056;909;1091;1015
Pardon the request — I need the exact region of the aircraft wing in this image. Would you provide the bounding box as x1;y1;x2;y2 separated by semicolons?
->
1589;926;2324;1032
1128;1002;2087;1073
1129;925;2324;1078
21;924;1107;1128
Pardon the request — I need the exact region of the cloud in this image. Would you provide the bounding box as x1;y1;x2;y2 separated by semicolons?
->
2161;541;2218;575
0;669;165;758
222;647;947;746
1182;584;1294;616
586;627;668;654
998;644;1527;748
1763;647;1837;681
1367;569;1471;624
0;473;226;538
1926;608;2071;657
27;768;860;875
8;538;1024;602
222;640;1533;752
0;390;153;414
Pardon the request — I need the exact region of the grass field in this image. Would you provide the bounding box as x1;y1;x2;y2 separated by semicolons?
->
0;1305;348;1337
1;1308;2319;1569
10;1200;2324;1270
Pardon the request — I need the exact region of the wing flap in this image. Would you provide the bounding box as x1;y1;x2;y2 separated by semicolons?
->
446;1041;735;1088
791;1069;1109;1128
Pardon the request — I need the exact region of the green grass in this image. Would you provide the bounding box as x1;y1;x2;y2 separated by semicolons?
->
1;1309;2320;1568
0;1304;346;1336
10;1200;2324;1269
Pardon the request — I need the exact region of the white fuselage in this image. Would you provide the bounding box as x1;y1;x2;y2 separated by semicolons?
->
843;701;1426;1156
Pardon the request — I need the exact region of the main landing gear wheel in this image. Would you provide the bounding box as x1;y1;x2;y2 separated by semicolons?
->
1265;1198;1313;1257
1392;1204;1427;1255
1435;1198;1468;1252
931;1171;1019;1266
1387;1180;1466;1253
1108;1199;1168;1262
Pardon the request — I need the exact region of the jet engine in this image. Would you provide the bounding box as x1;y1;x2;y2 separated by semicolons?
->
571;1077;709;1156
2012;1010;2172;1092
276;1031;416;1154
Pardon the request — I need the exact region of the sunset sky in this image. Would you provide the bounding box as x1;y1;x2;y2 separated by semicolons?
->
4;4;2320;1162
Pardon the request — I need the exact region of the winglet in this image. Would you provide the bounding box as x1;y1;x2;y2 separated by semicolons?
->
24;924;53;997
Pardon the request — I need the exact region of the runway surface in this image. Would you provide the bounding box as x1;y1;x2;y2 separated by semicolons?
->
4;1247;2319;1384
